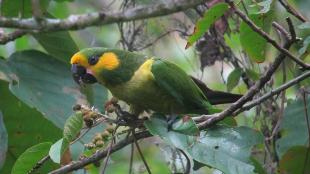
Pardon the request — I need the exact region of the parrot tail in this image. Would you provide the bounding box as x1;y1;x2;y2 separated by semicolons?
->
191;76;243;105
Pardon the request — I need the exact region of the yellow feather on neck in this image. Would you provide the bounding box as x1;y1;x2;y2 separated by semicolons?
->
91;52;120;72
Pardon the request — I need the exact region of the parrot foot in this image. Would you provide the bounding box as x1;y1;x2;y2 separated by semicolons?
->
112;103;146;128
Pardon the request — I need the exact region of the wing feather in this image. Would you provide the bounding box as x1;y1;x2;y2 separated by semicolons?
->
151;58;212;113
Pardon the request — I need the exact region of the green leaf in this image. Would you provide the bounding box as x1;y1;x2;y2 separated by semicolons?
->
61;112;83;158
251;157;267;174
279;146;310;174
0;112;8;169
298;36;310;57
32;13;79;63
240;14;267;63
186;3;229;48
49;139;63;163
33;31;79;63
0;81;62;173
276;96;310;158
4;50;87;128
252;0;273;14
227;68;242;92
172;116;199;135
245;69;260;81
145;115;263;174
11;142;52;174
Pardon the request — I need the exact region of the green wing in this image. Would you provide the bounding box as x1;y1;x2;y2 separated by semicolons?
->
151;58;214;114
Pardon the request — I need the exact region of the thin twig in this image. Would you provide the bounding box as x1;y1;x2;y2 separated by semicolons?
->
178;149;191;174
278;0;308;22
301;88;310;174
197;19;299;128
28;155;50;174
272;22;290;41
235;70;310;115
226;0;310;69
100;125;119;174
129;142;134;174
0;0;205;31
132;130;152;174
136;29;188;51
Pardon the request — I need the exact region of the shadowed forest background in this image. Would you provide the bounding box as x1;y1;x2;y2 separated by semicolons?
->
0;0;310;173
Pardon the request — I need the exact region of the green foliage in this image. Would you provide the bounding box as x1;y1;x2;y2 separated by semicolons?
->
227;68;242;92
240;14;268;63
299;36;310;57
186;3;229;47
1;50;85;128
145;115;264;174
11;142;57;174
49;139;63;163
172;116;199;135
276;96;310;157
0;81;62;173
33;31;79;63
0;0;309;173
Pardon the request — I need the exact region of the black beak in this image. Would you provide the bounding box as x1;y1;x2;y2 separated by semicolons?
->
71;64;97;85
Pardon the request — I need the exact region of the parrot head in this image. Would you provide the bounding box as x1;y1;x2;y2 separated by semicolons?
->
70;47;121;85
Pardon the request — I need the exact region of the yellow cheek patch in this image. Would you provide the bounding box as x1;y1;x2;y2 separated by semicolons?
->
92;52;120;71
70;53;89;67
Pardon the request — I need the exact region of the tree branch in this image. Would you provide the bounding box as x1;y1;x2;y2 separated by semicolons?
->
235;70;310;115
49;131;152;174
0;0;204;32
196;33;296;129
0;30;27;44
225;0;310;70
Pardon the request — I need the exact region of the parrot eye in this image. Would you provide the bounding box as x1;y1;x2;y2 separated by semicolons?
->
88;55;99;65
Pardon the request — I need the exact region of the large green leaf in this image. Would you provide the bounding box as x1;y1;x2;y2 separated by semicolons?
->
186;3;229;48
33;31;79;63
145;115;263;174
32;13;79;63
0;112;8;170
276;96;310;157
11;142;56;174
4;50;87;128
0;81;62;173
240;14;267;63
0;50;108;127
279;146;310;174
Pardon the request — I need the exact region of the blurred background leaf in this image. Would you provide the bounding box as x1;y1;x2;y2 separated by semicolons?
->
0;81;62;173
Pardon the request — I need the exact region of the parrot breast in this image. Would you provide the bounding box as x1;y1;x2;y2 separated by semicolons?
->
107;58;182;114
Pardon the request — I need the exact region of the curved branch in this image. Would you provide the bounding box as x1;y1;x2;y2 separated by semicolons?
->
0;0;204;31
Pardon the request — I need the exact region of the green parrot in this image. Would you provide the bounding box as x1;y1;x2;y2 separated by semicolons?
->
70;47;242;115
